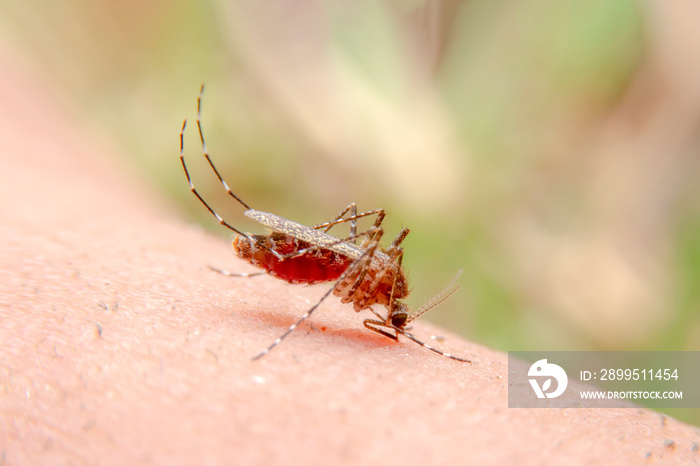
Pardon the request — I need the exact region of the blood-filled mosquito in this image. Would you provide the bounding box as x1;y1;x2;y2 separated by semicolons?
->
179;85;471;363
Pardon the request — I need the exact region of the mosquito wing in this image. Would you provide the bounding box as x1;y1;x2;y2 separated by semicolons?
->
245;210;363;260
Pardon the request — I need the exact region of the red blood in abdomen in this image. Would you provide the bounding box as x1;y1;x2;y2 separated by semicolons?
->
234;234;353;284
267;251;352;284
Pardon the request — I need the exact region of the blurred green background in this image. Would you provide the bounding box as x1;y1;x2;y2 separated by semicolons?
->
2;0;699;424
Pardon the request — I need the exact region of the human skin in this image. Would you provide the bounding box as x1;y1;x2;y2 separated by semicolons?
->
0;46;698;466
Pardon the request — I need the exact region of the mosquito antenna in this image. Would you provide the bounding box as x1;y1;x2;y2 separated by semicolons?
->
407;269;463;323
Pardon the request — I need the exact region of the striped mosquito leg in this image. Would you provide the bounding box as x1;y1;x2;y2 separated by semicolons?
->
385;250;403;311
208;265;265;278
252;247;375;360
316;203;358;236
396;328;472;363
251;284;338;360
314;205;385;237
343;229;384;298
386;227;409;258
363;318;400;341
180;120;248;238
196;84;251;210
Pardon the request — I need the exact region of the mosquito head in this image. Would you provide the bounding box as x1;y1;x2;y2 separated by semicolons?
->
389;300;409;329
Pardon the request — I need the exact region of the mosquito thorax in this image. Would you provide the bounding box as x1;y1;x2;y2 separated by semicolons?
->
232;234;252;256
232;234;268;266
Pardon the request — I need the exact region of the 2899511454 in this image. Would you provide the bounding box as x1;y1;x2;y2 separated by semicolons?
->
600;368;679;381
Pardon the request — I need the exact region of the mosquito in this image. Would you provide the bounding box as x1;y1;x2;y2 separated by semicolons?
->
180;85;471;363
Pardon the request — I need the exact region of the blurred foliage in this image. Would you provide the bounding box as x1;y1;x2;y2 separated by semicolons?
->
2;0;699;424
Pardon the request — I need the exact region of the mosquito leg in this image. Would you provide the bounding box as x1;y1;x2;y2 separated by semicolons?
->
252;246;375;360
208;265;266;278
181;87;285;261
365;312;472;363
358;210;387;249
252;284;337;360
195;84;251;210
363;319;400;341
315;203;357;236
180;121;249;238
385;227;410;259
384;249;404;322
370;227;408;313
314;206;386;239
364;289;470;363
394;327;472;363
343;228;384;301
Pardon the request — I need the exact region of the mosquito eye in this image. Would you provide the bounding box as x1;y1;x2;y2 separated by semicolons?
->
391;313;408;328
